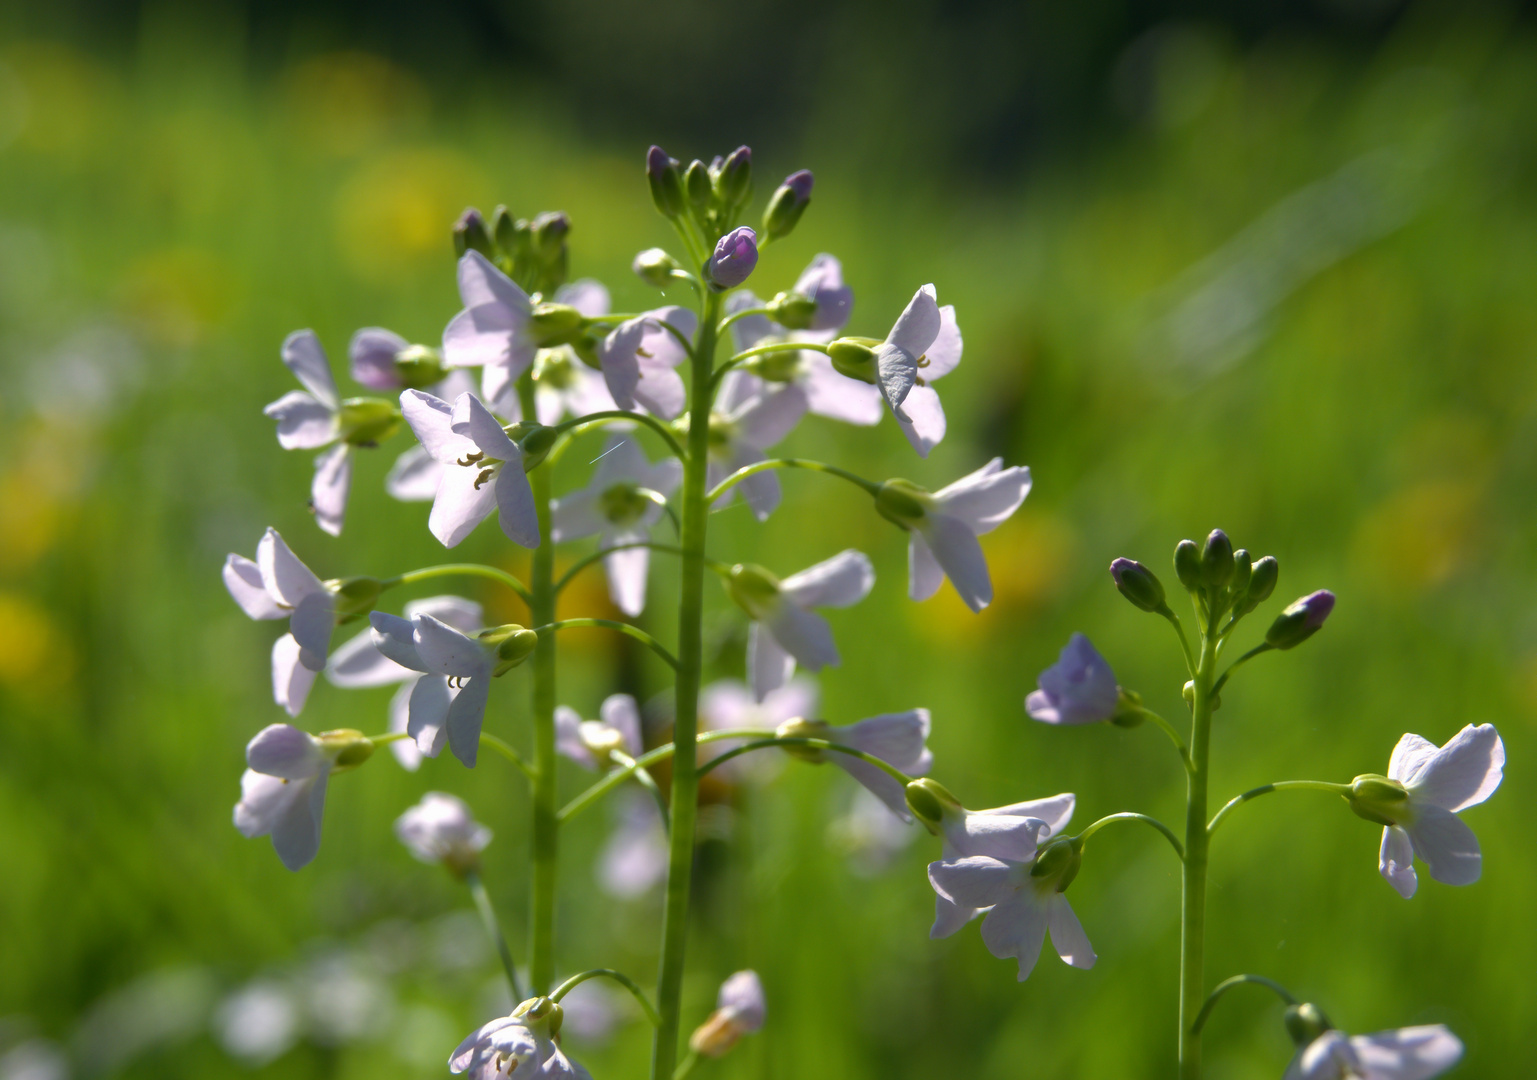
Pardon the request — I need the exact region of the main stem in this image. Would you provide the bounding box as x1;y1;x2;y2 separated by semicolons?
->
651;289;720;1080
523;377;559;995
1179;627;1218;1078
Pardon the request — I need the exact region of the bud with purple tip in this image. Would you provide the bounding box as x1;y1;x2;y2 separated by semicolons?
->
705;227;759;290
1265;590;1335;650
647;146;685;219
718;145;752;210
684;160;713;221
453;207;493;259
763;170;813;241
1110;558;1167;613
1200;529;1235;590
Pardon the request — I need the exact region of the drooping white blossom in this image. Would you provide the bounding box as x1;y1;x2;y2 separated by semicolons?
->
234;724;371;871
384;369;478;503
394;792;492;871
1284;1025;1463;1080
1368;723;1504;899
1025;634;1119;725
779;709;933;819
556;693;643;770
398;390;538;549
551;436;682;616
870;284;963;457
442;251;539;415
449;998;589;1080
727;551;875;700
689;970;766;1057
223;528;338;717
262;331;355;536
596;307;696;419
707;374;810;520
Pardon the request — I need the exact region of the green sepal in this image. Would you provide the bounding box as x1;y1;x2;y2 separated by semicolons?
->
338;397;403;446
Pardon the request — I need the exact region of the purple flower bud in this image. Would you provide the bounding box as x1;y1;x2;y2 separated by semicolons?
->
647;146;685;218
785;169;813;202
452;208;493;258
647;145;673;181
762;171;813;240
1265;589;1336;649
1298;589;1335;628
1109;557;1166;612
1025;633;1119;725
706;226;759;290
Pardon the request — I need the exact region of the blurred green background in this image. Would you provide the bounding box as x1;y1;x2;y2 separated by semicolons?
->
0;0;1533;1077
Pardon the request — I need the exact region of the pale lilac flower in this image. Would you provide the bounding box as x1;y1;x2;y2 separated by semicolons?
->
551;436;682;616
597;790;668;898
395;792;492;871
781;709;932;819
700;677;818;781
234;724;370;871
215;981;299;1066
398;390;538;548
828;787;920;874
485;279;617;423
327;596;483;770
1025;634;1118;725
556;694;643;770
385;370;478;502
705;227;759;290
864;285;963;457
689;971;765;1057
706;375;810;520
449;998;589;1080
262;331;354;536
596;307;696;419
889;458;1033;612
223;528;338;716
442;251;539;413
1369;723;1504;899
1286;1025;1463;1080
728;551;875;700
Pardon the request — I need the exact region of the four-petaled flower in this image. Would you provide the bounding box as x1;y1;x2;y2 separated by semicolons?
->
224;528;339;717
1285;1025;1463;1080
726;551;875;700
394;791;492;874
550;435;682;617
450;998;589;1080
234;724;371;871
705;374;810;520
556;693;643;770
399;390;539;549
870;284;962;457
443;251;540;413
777;709;933;820
689;970;765;1058
596;307;697;419
1025;633;1119;725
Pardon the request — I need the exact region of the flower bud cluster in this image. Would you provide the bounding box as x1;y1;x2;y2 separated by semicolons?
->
455;204;572;297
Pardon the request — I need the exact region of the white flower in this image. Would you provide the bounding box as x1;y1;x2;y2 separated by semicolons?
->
689;970;765;1058
262;331;355;536
385;369;479;503
1367;723;1504;899
699;678;818;781
394;792;492;871
706;374;809;520
597;790;668;899
214;980;299;1066
556;693;643;770
728;550;874;700
1025;634;1120;725
551;436;682;616
223;528;338;717
870;284;963;457
327;596;484;771
234;724;370;871
885;458;1033;612
1285;1025;1463;1080
450;999;589;1080
781;709;933;820
399;390;539;549
442;251;539;413
596;306;697;419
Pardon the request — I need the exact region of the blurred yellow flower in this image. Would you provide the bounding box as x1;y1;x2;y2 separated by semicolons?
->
116;248;234;348
910;512;1076;641
278;52;428;158
0;41;120;165
0;591;70;687
335;148;488;282
1351;477;1485;595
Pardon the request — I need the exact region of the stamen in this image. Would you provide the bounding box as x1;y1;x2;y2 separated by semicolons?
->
637;347;653;358
474;468;495;489
917;354;930;368
457;452;485;467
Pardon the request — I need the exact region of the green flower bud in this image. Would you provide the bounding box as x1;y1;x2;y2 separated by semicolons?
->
1108;687;1146;728
904;777;962;832
510;422;558;471
684;159;713;222
1346;773;1409;826
513;995;564;1036
646;147;686;219
1284;1003;1334;1047
491;205;516;253
1109;558;1166;613
1201;529;1235;590
762;170;813;241
1174;539;1203;593
392;344;447;389
1265;590;1335;650
453;208;493;259
827;338;880;384
1243;556;1279;613
480;625;540;676
1029;837;1083;892
633;247;681;288
716;145;752;212
724;563;781;620
874;479;928;530
531;211;570;259
318;728;374;771
1229;549;1253;602
329;576;382;617
766;290;818;331
743;350;800;383
529;303;584;346
337;397;403;446
775;716;831;763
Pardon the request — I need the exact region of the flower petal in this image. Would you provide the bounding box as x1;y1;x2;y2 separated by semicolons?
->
1046;894;1096;969
550;487;603;542
281;330;339;408
271;770;328;872
980;891;1050;982
930;893;978;939
388;682;423;770
310;444;351;538
257;528;325;607
831;709;931;773
602;530;650;617
765;602;839;672
554;278;610;318
288;591;334;671
633;366;687;421
1350;1025;1464;1080
269;634;318;718
895;383;946;457
1379;824;1418;899
873;343;917;418
945;811;1052;863
908;533;945;602
641;306;697;368
451;393;521;461
428;458;498;548
327;626;413;688
412;613;492;677
349;327;409;389
246;723;324;779
224;554;284;619
795;254;854;332
264;391;337;450
801;353;883;425
922;304;962;378
1399;723;1504;812
885;284;941;359
916;512;993;612
386;444;441;502
735;455;782;521
556;705;596;769
747;621;796;702
934;459;1032;535
369;612;428;672
495;465;541;548
446;676;491;767
407;675;452;758
596;318;647;411
929;855;1017;908
600;694;643;757
457;250;532;313
406;595;484;633
726;291;777;351
732;384;809;450
780;549;875;609
1406;803;1481;887
400;390;470;463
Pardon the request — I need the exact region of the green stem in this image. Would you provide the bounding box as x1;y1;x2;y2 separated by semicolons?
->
1136;708;1193;772
554;542;726;596
717;305;772;335
673;1051;701;1080
1179;625;1218;1079
1190;974;1297;1036
551;410;687;461
522;376;559;995
651;287;722;1080
1076;812;1185;861
557;730;777;823
705;458;882;503
479;732;536;780
364;732;410;746
466;870;524;1003
1206;781;1350;838
612;750;670;830
380;563;532;605
550;968;662;1027
710;341;831;390
1211;643;1274;697
696;737;914;783
1158;606;1196;675
532;619;680;670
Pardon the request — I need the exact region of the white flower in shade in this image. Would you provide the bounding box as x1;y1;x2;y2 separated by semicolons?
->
450;998;589;1080
1285;1025;1463;1080
442;251;539;410
596;306;697;419
829;787;920;874
368;611;537;768
879;458;1033;612
1025;634;1119;725
705;374;810;521
223;528;339;717
556;693;643;770
399;390;539;549
597;790;668;898
725;256;881;426
777;708;932;819
395;792;492;872
385;370;478;503
864;284;963;457
234;724;372;871
551;436;682;617
725;550;874;701
699;678;818;782
327;596;484;771
689;971;765;1058
1354;723;1505;899
262;330;354;536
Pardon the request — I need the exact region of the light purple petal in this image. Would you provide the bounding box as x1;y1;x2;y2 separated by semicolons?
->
1046;894;1096;969
271;634;318;717
451;393;521;461
885;285;942;359
349;328;409;389
1380;824;1418;899
1405;803;1481;887
600;694;643;757
446;675;491;767
765;602;839;671
264;391;337;450
327;626;414;688
933;459;1032;535
495;465;541;548
369;611;428;672
400;390;472;463
554;278;611;318
633;365;686;420
780;549;874;609
412;613;492;677
801;353;882;425
256;528;325;607
895;383;946;457
224;554;284;620
596;318;648;411
1350;1025;1463;1080
747;621;796;702
717;971;765;1031
550;488;603;542
908;532;945;602
310;444;351;537
407;675;453;758
456;250;532;314
388;682;423;770
916;512;993;612
246;723;324;779
1399;724;1504;812
281;330;339;409
386;445;441;501
288;591;334;671
874;343;917;419
730;384;809;450
795;254;854;332
602;528;650;617
428;458;498;548
979;891;1050;982
922;304;962;379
